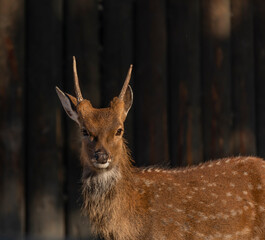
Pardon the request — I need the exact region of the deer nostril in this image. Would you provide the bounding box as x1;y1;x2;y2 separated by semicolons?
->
94;151;109;164
94;151;100;160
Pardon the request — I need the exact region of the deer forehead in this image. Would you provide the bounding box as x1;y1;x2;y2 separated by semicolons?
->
77;103;123;133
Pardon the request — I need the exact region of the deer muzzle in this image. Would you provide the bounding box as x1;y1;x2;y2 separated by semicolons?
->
92;151;111;169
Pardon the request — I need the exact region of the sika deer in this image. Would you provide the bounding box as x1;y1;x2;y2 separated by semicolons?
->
56;57;265;240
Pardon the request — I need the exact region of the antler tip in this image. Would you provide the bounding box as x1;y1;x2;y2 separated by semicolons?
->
72;56;83;103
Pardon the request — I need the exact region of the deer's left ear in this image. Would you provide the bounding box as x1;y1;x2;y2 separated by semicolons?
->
123;85;133;116
55;86;80;124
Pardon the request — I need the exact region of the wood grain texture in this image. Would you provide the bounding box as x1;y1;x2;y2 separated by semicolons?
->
26;0;64;238
64;0;100;238
201;0;233;160
167;0;203;167
135;0;169;166
254;0;265;158
101;0;134;155
0;0;25;238
231;0;256;155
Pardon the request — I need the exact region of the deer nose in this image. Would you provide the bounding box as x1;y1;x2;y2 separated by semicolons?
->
94;150;109;164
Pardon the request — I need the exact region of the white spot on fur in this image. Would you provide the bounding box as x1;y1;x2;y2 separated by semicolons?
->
248;202;255;208
155;169;161;173
224;234;232;239
259;206;265;212
243;205;249;211
248;184;254;190
243;191;248;195
230;209;237;216
252;237;260;240
244;172;248;176
236;195;242;201
144;180;153;187
232;171;238;175
230;183;235;187
174;208;184;213
216;161;221;165
226;192;232;197
238;209;243;215
225;159;231;163
211;193;218;198
257;184;262;190
241;227;251;235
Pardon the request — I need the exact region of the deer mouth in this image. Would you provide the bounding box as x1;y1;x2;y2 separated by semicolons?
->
92;158;112;169
93;162;110;169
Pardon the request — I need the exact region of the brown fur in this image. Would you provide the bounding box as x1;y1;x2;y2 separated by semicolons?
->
57;88;265;240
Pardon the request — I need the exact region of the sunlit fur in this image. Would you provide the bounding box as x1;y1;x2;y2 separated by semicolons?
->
72;97;145;239
58;88;265;240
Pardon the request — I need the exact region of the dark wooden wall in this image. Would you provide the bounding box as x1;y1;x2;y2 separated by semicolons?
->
1;0;265;239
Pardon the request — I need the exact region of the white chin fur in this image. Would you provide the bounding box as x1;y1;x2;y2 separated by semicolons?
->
93;162;110;169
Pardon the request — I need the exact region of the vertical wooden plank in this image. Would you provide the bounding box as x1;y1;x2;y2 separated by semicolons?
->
135;0;168;166
254;0;265;158
64;0;99;238
101;0;134;156
201;0;233;160
0;0;25;238
167;0;203;167
231;0;256;155
26;0;64;238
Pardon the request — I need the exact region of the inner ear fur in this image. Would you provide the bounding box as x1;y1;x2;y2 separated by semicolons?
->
111;85;133;120
65;93;78;111
56;86;79;124
123;85;133;115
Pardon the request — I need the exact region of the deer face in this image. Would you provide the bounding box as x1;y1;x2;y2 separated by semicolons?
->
56;57;133;173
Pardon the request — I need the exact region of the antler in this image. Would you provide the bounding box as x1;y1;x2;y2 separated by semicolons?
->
73;56;83;103
119;64;133;100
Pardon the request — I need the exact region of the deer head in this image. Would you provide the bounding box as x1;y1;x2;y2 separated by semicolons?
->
56;57;133;173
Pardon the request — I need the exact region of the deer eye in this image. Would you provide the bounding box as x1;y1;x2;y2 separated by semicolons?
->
81;129;90;137
115;128;123;136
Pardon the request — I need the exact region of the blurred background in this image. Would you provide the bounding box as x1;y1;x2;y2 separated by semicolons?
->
1;0;265;239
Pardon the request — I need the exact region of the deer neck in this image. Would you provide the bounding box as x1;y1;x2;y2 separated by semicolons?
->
81;143;135;208
81;145;142;239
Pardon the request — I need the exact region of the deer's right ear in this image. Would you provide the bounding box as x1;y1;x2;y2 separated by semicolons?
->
56;86;80;124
